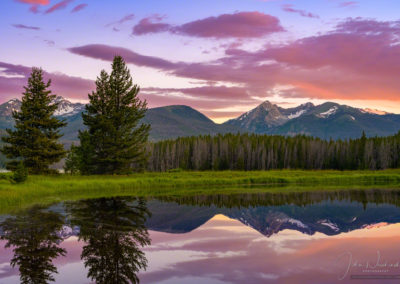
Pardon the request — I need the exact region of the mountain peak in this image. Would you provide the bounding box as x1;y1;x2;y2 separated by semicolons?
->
8;98;21;103
0;98;22;117
0;96;85;118
300;102;315;108
259;100;276;110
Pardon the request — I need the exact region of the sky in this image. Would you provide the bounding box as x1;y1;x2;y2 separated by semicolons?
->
1;0;400;123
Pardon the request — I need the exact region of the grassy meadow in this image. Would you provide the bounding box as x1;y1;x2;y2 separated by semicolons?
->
1;170;400;214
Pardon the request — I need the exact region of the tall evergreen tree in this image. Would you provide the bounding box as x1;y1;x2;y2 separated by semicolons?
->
80;56;150;174
1;68;66;174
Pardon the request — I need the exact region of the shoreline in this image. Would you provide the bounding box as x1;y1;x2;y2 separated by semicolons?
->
1;170;400;214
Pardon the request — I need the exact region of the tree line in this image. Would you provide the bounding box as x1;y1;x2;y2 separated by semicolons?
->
147;132;400;171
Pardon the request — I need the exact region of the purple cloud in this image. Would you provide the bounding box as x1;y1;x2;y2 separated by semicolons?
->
67;17;400;103
133;12;284;38
282;4;319;19
16;0;49;4
29;5;40;13
44;39;55;46
71;3;87;13
0;62;94;103
339;1;358;8
45;0;74;14
132;16;171;35
12;24;40;30
106;13;135;27
68;44;180;70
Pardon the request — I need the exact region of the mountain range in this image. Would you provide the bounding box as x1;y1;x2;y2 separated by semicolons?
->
225;101;400;139
1;96;400;142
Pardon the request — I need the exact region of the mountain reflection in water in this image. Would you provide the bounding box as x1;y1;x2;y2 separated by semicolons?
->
1;189;400;283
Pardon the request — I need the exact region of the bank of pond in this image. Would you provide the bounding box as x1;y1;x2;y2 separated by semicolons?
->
1;170;400;214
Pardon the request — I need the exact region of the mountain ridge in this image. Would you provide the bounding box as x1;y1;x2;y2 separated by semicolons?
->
1;97;400;141
224;100;400;139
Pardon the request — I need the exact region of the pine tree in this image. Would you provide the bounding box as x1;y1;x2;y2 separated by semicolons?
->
80;56;150;174
1;68;66;174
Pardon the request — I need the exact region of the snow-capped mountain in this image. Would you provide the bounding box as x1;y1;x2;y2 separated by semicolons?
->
0;97;86;143
53;96;85;117
0;98;22;117
224;101;400;139
0;96;85;118
224;101;315;133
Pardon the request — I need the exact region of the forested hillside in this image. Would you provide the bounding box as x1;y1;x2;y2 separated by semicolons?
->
147;132;400;171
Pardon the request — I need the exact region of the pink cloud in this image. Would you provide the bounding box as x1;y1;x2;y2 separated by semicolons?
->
339;1;358;8
133;12;284;38
12;24;40;30
132;16;171;35
0;62;94;103
16;0;49;4
71;3;87;13
44;39;55;46
29;5;40;13
144;86;249;99
106;13;135;27
67;18;400;109
174;12;284;38
282;4;319;18
68;44;180;70
140;88;255;116
45;0;74;14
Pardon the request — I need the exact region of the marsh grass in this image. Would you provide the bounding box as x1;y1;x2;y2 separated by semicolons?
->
1;170;400;214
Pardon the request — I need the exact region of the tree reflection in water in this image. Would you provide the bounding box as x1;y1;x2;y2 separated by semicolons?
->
67;197;151;284
0;206;66;284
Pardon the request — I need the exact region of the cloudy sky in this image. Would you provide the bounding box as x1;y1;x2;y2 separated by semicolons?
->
1;0;400;122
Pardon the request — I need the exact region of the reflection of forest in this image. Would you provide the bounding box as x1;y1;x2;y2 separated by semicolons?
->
0;206;66;284
155;189;400;208
144;189;400;237
1;190;400;283
67;197;151;284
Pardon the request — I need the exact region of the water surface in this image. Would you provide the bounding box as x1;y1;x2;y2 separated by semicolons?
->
1;189;400;283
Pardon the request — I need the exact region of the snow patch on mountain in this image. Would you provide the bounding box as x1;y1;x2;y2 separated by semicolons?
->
53;96;85;116
54;105;75;116
287;218;308;229
318;106;338;118
276;217;308;229
238;111;250;121
288;109;306;119
318;219;339;231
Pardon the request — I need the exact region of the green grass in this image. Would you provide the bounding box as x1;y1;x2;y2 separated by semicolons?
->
1;170;400;214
